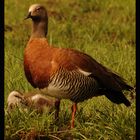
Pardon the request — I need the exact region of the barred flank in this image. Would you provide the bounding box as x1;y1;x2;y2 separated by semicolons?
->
49;67;99;103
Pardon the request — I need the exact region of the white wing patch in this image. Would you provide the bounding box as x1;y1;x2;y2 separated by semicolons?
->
77;68;92;76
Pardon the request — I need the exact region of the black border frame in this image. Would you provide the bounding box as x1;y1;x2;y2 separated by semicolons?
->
2;0;138;140
0;0;4;140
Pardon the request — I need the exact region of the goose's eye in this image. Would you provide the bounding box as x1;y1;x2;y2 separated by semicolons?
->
36;7;41;12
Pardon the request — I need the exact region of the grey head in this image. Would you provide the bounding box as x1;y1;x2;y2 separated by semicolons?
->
25;4;48;38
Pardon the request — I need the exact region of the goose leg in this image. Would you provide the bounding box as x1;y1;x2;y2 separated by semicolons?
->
71;103;77;128
55;99;60;120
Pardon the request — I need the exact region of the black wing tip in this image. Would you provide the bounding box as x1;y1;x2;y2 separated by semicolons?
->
124;100;131;107
126;85;134;91
105;90;131;107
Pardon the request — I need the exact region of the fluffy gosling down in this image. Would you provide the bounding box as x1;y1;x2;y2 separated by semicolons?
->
7;90;55;113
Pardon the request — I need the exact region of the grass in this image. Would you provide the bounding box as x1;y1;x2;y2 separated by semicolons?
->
5;0;135;139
